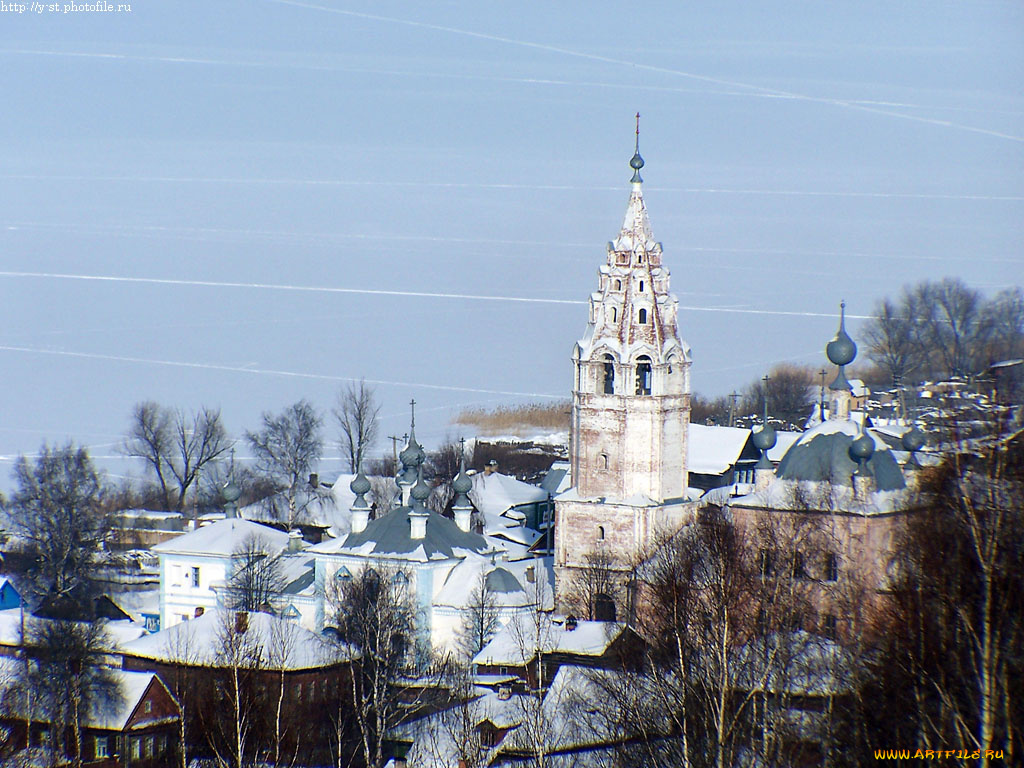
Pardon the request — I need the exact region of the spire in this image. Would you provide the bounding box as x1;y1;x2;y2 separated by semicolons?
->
615;116;654;254
827;301;857;392
630;112;644;184
752;374;777;471
452;437;474;533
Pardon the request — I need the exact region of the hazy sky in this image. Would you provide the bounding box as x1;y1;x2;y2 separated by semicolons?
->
1;1;1021;486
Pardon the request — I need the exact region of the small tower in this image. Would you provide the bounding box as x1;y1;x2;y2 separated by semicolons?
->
349;464;372;534
397;400;426;507
452;439;474;533
408;467;431;540
827;302;857;420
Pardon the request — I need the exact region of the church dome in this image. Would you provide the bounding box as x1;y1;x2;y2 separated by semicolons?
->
775;420;905;491
350;472;371;497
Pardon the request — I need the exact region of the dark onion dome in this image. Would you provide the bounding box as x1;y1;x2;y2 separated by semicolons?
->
221;481;241;504
775;421;905;491
901;426;925;453
630;150;644;183
752;423;777;452
350;471;371;497
452;469;472;495
826;302;857;367
849;432;875;463
410;474;431;503
399;438;426;469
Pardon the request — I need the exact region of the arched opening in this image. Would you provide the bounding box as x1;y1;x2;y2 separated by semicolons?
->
593;593;617;622
600;453;609;470
635;355;652;395
639;280;644;292
638;308;648;324
610;307;617;322
597;525;605;540
602;355;615;394
614;279;621;290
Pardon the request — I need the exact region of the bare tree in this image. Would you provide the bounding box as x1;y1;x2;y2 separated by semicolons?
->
6;443;109;604
326;564;419;768
743;364;815;429
862;297;925;391
124;401;232;512
223;535;287;614
458;571;501;660
567;546;622;621
23;618;123;768
245;399;324;528
334;380;381;474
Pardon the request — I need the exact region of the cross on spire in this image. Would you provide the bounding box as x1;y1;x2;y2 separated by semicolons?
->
635;111;640;150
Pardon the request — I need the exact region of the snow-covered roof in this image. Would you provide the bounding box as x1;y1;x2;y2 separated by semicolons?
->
240;473;372;537
120;608;350;669
688;424;753;475
311;506;491;562
473;615;624;667
540;462;571;495
774;419;905;491
470;472;547;518
433;556;532;609
0;609;146;651
0;657;171;731
152;518;290;558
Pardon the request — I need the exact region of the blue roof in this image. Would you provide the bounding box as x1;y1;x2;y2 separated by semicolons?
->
339;505;491;560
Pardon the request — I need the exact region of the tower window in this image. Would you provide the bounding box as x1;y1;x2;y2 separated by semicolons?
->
639;280;644;292
602;355;615;394
635;356;652;396
610;307;617;322
597;525;605;540
638;308;648;324
614;279;621;290
600;453;609;470
825;553;839;582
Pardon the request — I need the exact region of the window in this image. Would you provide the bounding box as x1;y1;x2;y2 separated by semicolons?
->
614;279;621;290
792;552;809;580
825;553;839;582
94;736;109;759
594;593;617;622
144;699;152;713
639;280;644;292
635;356;652;395
638;308;648;324
602;355;615;394
758;549;774;579
131;738;141;760
600;453;609;470
597;525;605;540
144;736;154;757
823;614;838;639
191;567;200;588
610;306;617;322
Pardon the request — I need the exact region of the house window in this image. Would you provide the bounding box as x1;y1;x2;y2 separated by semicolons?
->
191;567;200;588
144;700;152;714
825;553;839;582
792;552;809;580
94;736;109;758
144;735;154;757
758;549;774;579
823;614;838;639
131;738;141;760
602;355;615;394
635;356;652;395
638;308;648;324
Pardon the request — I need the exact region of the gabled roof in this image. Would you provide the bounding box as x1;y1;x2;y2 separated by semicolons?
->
688;424;754;475
310;505;491;562
470;472;548;518
152;518;289;558
473;615;625;667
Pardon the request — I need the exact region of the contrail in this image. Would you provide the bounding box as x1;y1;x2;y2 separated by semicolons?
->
262;0;1024;143
0;344;564;399
0;271;874;319
3;174;1021;202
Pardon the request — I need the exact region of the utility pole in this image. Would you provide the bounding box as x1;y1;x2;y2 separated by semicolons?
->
386;434;404;469
728;391;740;427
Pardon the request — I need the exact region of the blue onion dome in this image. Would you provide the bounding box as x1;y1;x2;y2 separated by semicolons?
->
410;474;431;503
221;480;241;504
848;432;875;463
752;423;777;452
901;426;925;453
452;469;472;495
826;302;857;367
350;471;371;497
630;151;644;171
399;438;426;469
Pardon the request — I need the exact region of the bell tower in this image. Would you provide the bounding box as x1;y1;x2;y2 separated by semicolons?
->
555;122;696;618
570;123;691;502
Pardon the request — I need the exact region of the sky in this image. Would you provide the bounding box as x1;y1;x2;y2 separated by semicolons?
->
1;1;1021;487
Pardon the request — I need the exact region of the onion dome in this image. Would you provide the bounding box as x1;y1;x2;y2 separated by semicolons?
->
630;112;644;183
399;437;426;469
901;427;925;453
827;301;857;391
849;432;875;476
410;471;431;505
350;467;371;510
752;423;777;452
221;480;241;504
452;469;472;496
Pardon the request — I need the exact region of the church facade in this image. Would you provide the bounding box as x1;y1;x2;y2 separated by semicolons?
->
554;141;699;618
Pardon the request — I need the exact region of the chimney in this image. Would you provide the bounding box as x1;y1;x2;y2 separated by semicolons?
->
194;606;204;618
525;565;536;584
308;473;319;489
565;615;578;631
235;611;249;634
409;511;428;540
288;529;303;553
497;685;512;701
